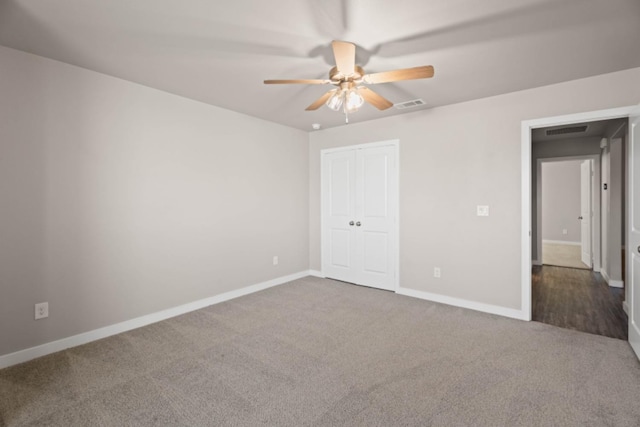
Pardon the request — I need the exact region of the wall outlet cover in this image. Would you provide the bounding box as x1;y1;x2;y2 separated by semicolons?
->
35;302;49;320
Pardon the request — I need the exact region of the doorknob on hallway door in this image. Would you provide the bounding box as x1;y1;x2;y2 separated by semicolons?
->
637;246;640;254
349;221;354;226
578;216;583;220
356;221;361;226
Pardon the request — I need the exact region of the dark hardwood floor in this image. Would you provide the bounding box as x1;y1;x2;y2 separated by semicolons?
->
532;265;628;340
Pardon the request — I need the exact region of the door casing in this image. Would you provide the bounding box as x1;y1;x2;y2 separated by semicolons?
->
521;105;639;322
579;159;593;267
626;111;640;359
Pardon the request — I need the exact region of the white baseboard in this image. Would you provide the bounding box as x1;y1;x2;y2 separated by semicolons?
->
608;280;624;288
543;239;581;246
623;301;629;315
396;286;529;321
0;270;312;370
308;269;324;278
601;269;624;288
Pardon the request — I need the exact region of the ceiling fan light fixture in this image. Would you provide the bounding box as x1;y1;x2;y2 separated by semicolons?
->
344;88;364;113
326;91;344;111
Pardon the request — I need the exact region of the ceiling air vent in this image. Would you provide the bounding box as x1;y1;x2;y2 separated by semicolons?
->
546;125;588;136
394;99;426;110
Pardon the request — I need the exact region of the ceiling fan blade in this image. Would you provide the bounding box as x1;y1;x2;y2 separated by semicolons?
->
264;79;331;85
359;87;394;110
363;65;434;84
305;90;335;111
331;40;356;76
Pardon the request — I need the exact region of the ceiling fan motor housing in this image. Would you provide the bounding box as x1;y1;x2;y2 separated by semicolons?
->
330;65;365;83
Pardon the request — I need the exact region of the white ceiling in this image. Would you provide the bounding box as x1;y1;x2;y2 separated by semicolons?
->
1;0;639;131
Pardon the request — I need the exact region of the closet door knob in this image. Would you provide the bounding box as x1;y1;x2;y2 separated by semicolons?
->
356;221;361;227
578;216;583;220
349;221;354;226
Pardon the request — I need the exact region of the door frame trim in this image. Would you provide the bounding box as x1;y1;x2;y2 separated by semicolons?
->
536;155;601;272
320;139;400;292
521;105;638;321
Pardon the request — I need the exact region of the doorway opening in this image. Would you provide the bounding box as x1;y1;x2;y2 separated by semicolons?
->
539;157;597;270
529;117;628;339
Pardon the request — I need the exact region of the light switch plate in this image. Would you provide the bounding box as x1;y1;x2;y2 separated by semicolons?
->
477;205;489;217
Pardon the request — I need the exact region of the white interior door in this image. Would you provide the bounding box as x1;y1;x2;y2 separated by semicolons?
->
321;143;397;291
628;107;640;360
322;149;357;284
580;160;592;267
355;146;397;290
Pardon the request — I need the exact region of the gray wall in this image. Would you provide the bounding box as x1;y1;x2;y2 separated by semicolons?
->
531;137;603;262
541;161;582;242
603;120;627;286
2;44;640;357
0;46;310;357
602;137;624;282
310;67;640;311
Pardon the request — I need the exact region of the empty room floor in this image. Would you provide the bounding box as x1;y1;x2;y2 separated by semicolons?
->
2;276;640;426
532;265;627;339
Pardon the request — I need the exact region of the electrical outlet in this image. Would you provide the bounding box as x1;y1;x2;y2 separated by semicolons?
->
562;229;568;235
273;256;278;266
434;267;441;278
35;302;49;320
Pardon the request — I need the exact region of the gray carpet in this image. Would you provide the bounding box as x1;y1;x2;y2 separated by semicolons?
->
543;242;590;270
1;276;640;426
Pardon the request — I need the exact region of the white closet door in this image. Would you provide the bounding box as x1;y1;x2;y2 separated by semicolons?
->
355;145;396;290
322;149;357;284
321;143;397;291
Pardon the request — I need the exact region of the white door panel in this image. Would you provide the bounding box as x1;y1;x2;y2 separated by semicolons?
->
329;157;352;216
330;229;351;267
323;150;357;283
580;160;592;267
362;152;389;218
356;146;396;290
628;106;640;361
363;232;388;273
322;143;397;291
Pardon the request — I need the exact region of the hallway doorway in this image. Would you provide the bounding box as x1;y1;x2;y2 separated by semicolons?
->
540;158;594;270
530;117;628;339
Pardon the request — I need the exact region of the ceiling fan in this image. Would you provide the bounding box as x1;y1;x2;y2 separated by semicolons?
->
264;40;434;123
